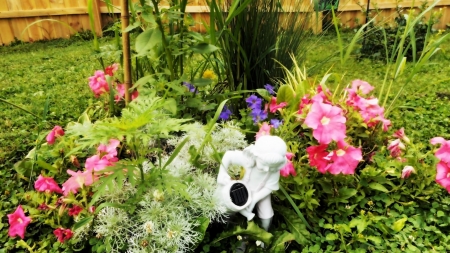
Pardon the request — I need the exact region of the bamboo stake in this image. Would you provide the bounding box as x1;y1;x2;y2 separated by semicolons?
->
121;0;131;104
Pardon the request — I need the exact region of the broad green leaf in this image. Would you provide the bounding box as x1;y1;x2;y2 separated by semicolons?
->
256;88;271;101
269;231;295;252
338;187;358;199
135;28;162;54
369;182;389;193
367;236;382;245
277;85;295;104
193;217;210;248
276;206;310;245
163;98;177;115
393;217;407;232
212;221;273;245
190;43;219;54
325;233;338;241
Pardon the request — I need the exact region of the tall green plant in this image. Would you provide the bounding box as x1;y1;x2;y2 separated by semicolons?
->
207;0;315;92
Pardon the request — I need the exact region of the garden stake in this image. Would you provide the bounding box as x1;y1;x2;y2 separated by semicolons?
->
121;0;131;104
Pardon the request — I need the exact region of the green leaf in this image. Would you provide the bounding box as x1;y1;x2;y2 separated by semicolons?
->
369;182;389;193
193;217;210;248
163;98;177;115
325;233;338;241
276;206;310;245
367;236;382;245
338;187;358;199
190;43;219;54
192;78;213;87
393;217;407;232
212;221;273;245
162;137;189;170
269;231;295;252
277;85;295;104
135;28;162;54
256;89;271;101
73;216;93;230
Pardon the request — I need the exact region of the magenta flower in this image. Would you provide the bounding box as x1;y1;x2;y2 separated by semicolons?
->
430;137;450;164
115;84;139;102
393;127;410;144
298;95;312;115
34;175;62;194
104;63;119;76
85;155;114;172
304;102;346;144
268;97;287;113
68;205;83;216
436;161;450;193
401;166;415;179
327;141;362;175
7;205;32;239
280;152;296;177
387;139;405;158
306;144;331;173
46;125;65;145
255;122;272;140
88;70;109;97
54;228;73;243
62;170;96;196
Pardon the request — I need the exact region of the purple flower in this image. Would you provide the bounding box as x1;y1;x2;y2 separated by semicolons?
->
246;95;263;109
183;82;197;93
264;84;275;95
270;119;283;128
250;108;268;123
219;105;232;121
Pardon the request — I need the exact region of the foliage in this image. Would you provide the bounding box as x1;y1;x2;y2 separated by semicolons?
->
207;0;315;92
360;3;443;61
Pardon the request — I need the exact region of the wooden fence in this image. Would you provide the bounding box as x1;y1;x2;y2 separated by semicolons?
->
0;0;449;45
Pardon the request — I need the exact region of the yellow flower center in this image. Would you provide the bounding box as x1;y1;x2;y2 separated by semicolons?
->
320;116;330;125
336;149;346;156
17;218;23;224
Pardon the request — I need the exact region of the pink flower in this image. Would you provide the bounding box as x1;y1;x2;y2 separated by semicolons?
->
38;203;49;210
115;84;139;102
268;97;287;113
62;170;96;196
304;102;346;144
97;139;120;159
436;161;450;193
46;125;65;145
68;205;83;216
7;205;32;239
255;122;272;140
401;166;415;179
280;152;296;177
54;228;73;243
105;63;119;76
387;139;405;158
85;155;116;172
351;80;374;95
393;127;410;144
306;144;331;173
430;137;450;164
311;86;332;104
327;141;362;175
89;206;96;213
88;70;109;97
34;175;62;194
297;95;312;115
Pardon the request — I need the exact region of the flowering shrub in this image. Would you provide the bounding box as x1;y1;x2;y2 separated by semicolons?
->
224;73;450;252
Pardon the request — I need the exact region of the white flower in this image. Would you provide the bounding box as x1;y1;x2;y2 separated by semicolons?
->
143;221;154;234
153;189;164;202
255;240;262;246
237;235;243;240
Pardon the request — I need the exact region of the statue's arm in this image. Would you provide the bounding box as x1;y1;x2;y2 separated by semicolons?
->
217;150;246;186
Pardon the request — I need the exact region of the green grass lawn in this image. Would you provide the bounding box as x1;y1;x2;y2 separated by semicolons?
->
0;38;108;166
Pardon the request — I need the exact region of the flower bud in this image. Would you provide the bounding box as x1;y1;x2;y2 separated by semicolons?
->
401;166;415;179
